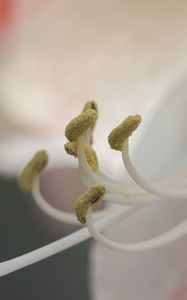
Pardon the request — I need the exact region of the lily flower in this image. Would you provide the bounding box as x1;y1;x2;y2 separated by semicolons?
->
0;100;187;280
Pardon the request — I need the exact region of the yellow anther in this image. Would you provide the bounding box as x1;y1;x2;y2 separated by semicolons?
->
74;185;106;224
108;115;142;151
82;101;98;113
65;108;98;142
82;101;98;144
64;142;99;172
84;144;99;172
18;150;48;193
64;141;77;157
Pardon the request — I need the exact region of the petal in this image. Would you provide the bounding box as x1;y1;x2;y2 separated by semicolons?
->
90;76;187;300
132;76;187;179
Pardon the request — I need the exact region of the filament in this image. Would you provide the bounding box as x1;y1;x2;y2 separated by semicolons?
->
32;176;79;224
122;139;187;200
86;206;187;251
0;205;143;277
32;176;116;224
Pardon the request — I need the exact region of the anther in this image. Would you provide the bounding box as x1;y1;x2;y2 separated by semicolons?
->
64;141;77;157
65;109;98;142
82;101;98;113
84;144;99;172
64;142;99;172
108;115;142;151
18;150;48;193
74;185;106;224
82;101;98;144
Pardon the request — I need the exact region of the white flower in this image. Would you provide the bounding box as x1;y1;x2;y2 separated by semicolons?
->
1;2;187;298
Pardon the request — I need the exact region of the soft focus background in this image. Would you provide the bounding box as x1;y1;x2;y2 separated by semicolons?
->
0;0;187;299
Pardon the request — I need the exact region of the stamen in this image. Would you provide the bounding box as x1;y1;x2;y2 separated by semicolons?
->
108;115;142;151
0;205;142;277
82;100;98;113
77;135;125;194
64;141;77;157
64;141;99;172
77;130;185;198
80;171;158;205
32;176;109;224
18;146;102;226
64;105;144;197
18;151;80;224
75;116;187;206
82;101;98;144
122;139;187;200
18;150;48;193
84;144;99;172
86;205;187;251
32;177;79;224
75;185;106;224
65;109;98;142
77;134;145;197
12;101;187;277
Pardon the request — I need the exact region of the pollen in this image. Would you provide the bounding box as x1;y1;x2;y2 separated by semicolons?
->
64;142;99;172
82;101;98;144
84;144;99;172
64;141;77;157
108;115;142;151
65;108;98;142
18;150;48;193
74;185;106;224
82;101;98;113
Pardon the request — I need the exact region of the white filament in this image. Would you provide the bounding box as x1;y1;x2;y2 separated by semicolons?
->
86;206;187;251
0;206;143;277
78;134;187;206
122;139;187;200
77;135;125;194
81;172;160;206
32;176;117;224
32;176;79;224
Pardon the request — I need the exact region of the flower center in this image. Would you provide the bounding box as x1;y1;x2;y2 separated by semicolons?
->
0;100;186;278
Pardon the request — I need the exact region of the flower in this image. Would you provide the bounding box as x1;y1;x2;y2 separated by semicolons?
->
0;2;187;298
0;100;187;279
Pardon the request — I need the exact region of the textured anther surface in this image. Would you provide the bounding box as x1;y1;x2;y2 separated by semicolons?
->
74;185;106;224
64;141;99;172
84;144;99;172
65;109;98;142
82;101;98;144
108;115;142;151
18;150;48;193
82;101;98;113
64;141;78;157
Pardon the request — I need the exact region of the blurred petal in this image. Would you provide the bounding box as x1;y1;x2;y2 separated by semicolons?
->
0;0;187;175
90;76;187;300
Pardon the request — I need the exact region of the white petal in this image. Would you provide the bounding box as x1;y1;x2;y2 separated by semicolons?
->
91;76;187;300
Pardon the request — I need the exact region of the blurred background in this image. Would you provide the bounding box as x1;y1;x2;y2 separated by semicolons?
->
0;0;187;299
